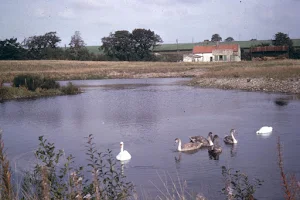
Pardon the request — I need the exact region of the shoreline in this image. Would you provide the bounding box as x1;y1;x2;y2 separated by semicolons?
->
190;77;300;95
1;60;300;97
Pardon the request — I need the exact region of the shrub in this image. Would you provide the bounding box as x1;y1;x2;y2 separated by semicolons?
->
41;79;60;90
13;74;44;91
13;74;60;91
60;82;80;95
221;166;263;200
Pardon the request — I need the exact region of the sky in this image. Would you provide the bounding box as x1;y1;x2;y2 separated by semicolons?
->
1;0;300;46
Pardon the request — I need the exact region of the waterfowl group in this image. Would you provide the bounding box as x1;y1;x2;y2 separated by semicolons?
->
116;126;272;161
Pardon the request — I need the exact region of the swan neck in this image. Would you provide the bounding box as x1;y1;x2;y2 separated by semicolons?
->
121;145;124;152
231;132;237;143
177;139;182;151
208;137;213;146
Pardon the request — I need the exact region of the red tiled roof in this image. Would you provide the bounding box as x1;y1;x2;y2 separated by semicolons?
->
193;44;239;54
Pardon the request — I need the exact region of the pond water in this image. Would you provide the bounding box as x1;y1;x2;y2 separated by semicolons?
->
0;78;299;199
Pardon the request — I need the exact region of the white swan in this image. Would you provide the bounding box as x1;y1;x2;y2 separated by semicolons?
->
116;142;131;161
256;126;273;135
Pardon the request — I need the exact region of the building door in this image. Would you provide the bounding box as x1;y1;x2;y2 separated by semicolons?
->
210;57;213;62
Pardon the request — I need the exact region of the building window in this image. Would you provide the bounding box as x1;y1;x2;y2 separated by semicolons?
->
214;55;218;61
219;55;223;61
224;55;227;61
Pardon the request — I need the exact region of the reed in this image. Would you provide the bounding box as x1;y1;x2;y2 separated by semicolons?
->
277;136;300;200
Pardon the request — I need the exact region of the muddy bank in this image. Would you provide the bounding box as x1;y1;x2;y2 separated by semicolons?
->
190;77;300;94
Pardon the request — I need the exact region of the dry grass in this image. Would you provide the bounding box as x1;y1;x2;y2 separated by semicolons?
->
0;60;209;82
1;60;300;83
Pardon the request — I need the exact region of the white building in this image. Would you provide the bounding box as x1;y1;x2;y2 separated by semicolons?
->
183;44;241;62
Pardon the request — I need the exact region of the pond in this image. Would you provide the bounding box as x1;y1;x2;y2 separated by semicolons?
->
0;78;299;199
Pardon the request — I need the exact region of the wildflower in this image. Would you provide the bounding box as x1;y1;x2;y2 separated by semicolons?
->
78;177;83;182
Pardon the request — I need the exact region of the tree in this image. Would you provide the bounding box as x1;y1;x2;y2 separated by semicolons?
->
67;31;90;60
101;29;162;61
101;30;133;61
211;34;222;42
273;32;293;47
23;32;61;59
225;37;234;42
69;31;85;48
131;28;163;60
273;32;294;58
0;38;27;60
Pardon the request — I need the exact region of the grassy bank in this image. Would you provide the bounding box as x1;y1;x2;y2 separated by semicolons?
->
1;60;300;94
0;82;81;101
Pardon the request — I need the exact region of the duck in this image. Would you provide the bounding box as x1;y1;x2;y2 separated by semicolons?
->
256;126;273;135
224;129;238;144
175;138;202;152
208;135;222;154
189;132;213;147
116;142;131;161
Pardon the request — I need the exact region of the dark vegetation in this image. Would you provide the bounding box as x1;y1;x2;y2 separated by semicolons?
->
1;30;299;62
0;74;80;101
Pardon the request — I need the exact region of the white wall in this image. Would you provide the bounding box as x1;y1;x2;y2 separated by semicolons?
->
194;53;213;62
183;54;194;62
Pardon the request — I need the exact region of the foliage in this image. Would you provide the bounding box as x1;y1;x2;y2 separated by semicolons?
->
0;38;27;60
225;37;234;42
101;28;162;61
23;32;61;59
13;74;44;91
273;32;293;47
221;166;263;200
13;74;59;91
17;134;134;199
66;31;91;60
69;31;86;48
273;32;294;58
60;82;81;95
277;137;300;200
211;34;222;42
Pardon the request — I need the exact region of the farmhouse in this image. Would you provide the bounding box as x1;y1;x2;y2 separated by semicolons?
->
152;39;300;61
183;43;241;62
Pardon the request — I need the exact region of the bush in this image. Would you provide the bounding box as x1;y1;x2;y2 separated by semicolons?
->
60;82;80;95
13;74;44;91
41;79;60;90
13;75;60;91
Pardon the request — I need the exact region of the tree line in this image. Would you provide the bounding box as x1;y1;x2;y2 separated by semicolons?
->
0;29;162;61
1;30;299;61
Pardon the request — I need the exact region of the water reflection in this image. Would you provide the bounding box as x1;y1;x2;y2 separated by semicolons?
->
208;151;221;160
120;160;130;176
230;144;238;157
174;149;200;163
274;98;289;106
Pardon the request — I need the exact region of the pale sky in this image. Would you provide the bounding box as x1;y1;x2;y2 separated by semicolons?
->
1;0;300;46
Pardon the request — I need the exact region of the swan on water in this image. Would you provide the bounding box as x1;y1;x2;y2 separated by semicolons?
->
256;126;273;134
116;142;131;161
175;138;202;152
224;129;238;144
189;132;213;146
